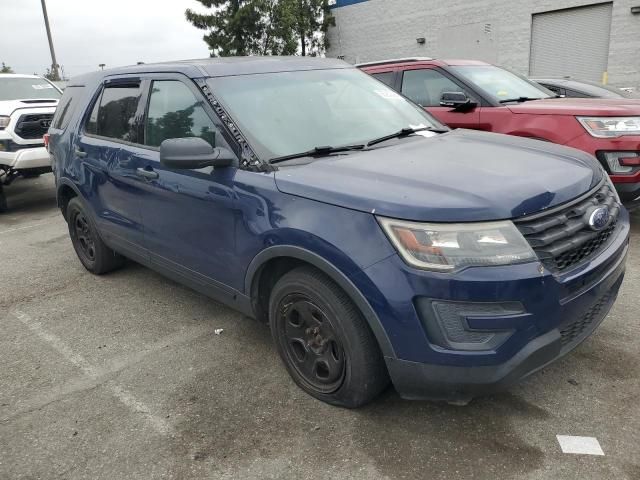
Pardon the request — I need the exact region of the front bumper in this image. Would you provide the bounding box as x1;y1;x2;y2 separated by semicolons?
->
0;146;51;170
358;209;629;401
387;246;625;401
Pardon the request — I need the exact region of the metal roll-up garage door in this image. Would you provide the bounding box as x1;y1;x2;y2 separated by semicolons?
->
529;2;613;82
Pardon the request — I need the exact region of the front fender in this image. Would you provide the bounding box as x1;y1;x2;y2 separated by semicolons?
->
244;244;396;358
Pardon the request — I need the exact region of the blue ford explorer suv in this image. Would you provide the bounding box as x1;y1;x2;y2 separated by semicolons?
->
48;57;629;408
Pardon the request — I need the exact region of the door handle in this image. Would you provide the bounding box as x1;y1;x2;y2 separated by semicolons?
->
136;167;159;180
75;148;87;158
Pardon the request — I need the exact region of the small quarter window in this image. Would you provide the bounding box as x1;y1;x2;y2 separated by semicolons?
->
371;72;395;87
51;86;83;130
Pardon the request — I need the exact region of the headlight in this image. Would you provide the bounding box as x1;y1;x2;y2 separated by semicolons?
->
0;116;9;129
577;116;640;138
378;217;537;272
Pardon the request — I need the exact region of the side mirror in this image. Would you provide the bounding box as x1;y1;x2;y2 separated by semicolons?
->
440;91;477;111
160;137;235;169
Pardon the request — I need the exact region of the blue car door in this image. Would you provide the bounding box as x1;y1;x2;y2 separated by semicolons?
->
125;75;240;295
74;78;147;259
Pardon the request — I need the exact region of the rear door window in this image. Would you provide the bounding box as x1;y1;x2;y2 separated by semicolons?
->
85;82;143;143
144;80;217;148
51;86;84;130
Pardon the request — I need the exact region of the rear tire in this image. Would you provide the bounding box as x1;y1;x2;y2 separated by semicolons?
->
66;197;124;274
269;266;388;408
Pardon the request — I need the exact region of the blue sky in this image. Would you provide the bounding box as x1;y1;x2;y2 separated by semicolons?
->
1;0;211;77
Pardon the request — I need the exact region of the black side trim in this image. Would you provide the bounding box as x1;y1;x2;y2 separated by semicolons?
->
149;251;253;317
244;246;395;358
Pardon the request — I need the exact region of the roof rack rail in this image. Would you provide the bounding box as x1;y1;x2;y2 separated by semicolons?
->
354;57;433;68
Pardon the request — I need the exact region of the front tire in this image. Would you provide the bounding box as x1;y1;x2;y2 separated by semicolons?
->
269;266;388;408
66;197;124;274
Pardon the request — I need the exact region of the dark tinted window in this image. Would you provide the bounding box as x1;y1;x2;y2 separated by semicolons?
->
85;90;100;135
563;88;589;98
541;84;564;96
51;86;83;130
371;72;395;87
145;80;216;147
401;69;467;107
85;83;142;142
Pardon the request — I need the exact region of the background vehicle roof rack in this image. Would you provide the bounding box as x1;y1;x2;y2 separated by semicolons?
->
354;57;434;67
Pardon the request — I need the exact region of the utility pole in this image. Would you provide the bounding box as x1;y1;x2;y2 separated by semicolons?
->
40;0;60;80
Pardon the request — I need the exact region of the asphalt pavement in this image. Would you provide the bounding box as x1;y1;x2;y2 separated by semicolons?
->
1;174;638;479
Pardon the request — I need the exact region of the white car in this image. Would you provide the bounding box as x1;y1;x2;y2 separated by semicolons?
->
0;74;61;212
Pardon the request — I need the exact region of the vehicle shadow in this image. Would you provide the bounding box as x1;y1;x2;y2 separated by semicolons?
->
1;174;57;222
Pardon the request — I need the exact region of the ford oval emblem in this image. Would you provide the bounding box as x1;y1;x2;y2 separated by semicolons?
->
587;206;610;231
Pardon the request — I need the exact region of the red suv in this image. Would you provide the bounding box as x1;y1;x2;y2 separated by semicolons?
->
359;58;640;205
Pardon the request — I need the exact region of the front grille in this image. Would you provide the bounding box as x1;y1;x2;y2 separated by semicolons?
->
560;290;613;346
14;113;53;140
515;183;620;272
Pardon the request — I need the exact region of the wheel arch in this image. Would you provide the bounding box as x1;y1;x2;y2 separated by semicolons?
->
245;246;395;358
56;178;81;219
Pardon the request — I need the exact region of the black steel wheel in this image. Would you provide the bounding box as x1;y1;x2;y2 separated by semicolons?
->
279;294;346;393
269;266;388;408
66;197;124;274
72;210;97;263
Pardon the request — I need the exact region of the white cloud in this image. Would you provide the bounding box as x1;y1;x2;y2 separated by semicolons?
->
0;0;211;77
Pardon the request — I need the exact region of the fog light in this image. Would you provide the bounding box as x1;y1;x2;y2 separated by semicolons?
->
414;298;526;351
602;151;639;173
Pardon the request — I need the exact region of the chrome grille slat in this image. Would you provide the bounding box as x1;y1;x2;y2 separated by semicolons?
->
515;183;620;272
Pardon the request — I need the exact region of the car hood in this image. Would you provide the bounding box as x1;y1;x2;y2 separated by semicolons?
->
507;97;640;115
274;129;602;222
0;99;58;115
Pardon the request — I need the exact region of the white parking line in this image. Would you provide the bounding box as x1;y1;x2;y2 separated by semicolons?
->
12;309;171;435
0;219;57;235
556;435;605;455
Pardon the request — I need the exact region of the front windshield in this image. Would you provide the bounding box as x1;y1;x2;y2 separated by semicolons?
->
451;65;552;102
208;68;442;160
0;77;61;101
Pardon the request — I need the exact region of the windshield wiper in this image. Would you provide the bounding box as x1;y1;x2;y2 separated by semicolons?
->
270;144;365;164
366;126;448;147
498;96;541;103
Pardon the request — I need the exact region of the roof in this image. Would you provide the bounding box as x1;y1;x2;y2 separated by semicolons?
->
0;73;42;79
355;57;433;68
357;58;491;69
69;56;352;85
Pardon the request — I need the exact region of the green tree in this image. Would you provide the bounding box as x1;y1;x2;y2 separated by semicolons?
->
43;67;60;81
185;0;333;57
287;0;334;56
1;62;14;73
186;0;289;56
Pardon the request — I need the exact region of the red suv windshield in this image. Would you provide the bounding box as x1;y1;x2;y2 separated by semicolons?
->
450;65;553;102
